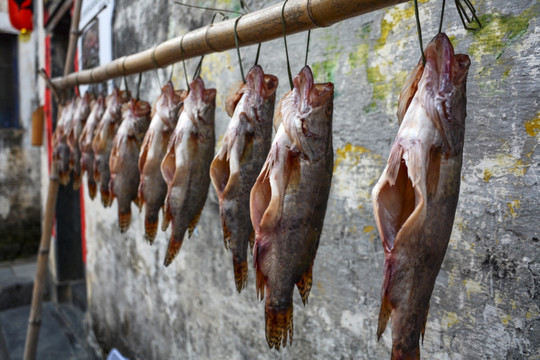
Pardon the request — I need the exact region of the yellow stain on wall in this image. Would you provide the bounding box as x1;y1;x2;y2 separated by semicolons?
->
483;169;493;182
441;312;459;328
507;199;521;218
316;280;326;295
525;112;540;137
463;279;483;299
363;225;377;242
500;314;512;325
334;143;375;171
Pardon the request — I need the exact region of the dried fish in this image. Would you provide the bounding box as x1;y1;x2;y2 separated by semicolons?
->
210;65;278;292
371;33;470;359
67;92;94;190
109;99;151;232
139;82;187;243
250;66;334;349
161;77;216;266
80;95;105;199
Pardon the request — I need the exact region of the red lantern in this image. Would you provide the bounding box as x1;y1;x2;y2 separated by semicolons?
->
8;0;33;33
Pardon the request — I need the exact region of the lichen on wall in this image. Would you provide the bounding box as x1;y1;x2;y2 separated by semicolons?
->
82;1;540;359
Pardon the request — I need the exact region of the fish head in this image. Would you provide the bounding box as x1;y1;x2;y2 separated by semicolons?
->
155;81;186;128
283;66;334;162
245;65;279;101
186;77;216;126
421;33;470;153
109;88;131;119
130;99;152;136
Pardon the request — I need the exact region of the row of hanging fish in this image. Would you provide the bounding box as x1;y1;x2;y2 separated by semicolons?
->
50;32;469;358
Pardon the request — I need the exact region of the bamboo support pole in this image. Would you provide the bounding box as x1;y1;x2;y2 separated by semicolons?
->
50;0;408;90
23;0;84;358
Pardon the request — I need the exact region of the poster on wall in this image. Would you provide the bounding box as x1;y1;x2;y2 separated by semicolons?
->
77;0;115;94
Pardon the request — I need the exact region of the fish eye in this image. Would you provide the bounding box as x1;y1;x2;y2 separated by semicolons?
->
325;102;333;116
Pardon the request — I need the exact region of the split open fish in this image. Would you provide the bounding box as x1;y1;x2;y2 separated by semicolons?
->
161;77;216;266
250;66;334;349
210;65;278;292
92;88;130;207
67;92;94;190
371;33;470;359
110;99;151;232
138;82;187;243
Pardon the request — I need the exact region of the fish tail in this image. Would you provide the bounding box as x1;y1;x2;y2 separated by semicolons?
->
118;209;131;233
221;219;231;250
72;174;82;190
296;265;313;306
100;189;112;207
265;301;293;350
377;260;394;340
248;231;255;251
144;215;158;244
253;242;265;301
187;211;202;238
87;180;97;199
164;233;184;266
391;346;420;360
232;255;248;293
58;172;70;186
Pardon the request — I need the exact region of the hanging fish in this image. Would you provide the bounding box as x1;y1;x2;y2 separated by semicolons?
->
161;77;216;266
371;33;470;359
109;99;151;232
80;95;106;199
92;88;131;207
210;65;278;292
67;91;95;190
138;82;187;243
52;98;78;185
250;66;334;349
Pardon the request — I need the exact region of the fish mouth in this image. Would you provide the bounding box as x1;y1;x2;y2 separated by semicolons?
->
424;33;470;88
294;66;334;110
189;77;216;104
245;65;278;99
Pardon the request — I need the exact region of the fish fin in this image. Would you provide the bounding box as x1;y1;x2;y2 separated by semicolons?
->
253;241;265;301
265;302;293;350
87;180;97;199
164;233;184;266
232;255;248;293
397;63;424;125
248;231;255;251
296;265;313;306
133;196;141;210
187;210;202;238
221;217;231;250
225;80;245;117
144;215;158;244
210;152;230;199
386;144;404;186
118;210;131;233
161;201;171;231
72;174;81;190
100;189;112;207
161;141;177;186
138;129;153;174
377;260;394;341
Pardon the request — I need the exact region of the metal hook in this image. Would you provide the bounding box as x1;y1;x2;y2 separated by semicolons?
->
281;0;293;90
414;0;425;66
304;30;311;67
438;0;446;34
121;57;129;92
179;33;190;91
234;14;246;83
151;45;162;87
455;0;482;30
136;73;143;100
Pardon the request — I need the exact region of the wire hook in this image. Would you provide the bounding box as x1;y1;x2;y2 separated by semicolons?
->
179;33;190;91
121;57;129;93
234;14;246;83
281;0;293;90
413;0;425;66
455;0;482;30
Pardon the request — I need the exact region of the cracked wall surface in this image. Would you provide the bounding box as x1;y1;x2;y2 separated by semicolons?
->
82;1;539;358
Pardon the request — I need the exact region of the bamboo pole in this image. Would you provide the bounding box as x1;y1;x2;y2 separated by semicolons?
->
50;0;408;90
23;0;83;358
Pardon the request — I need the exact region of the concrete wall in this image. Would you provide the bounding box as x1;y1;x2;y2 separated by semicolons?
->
0;9;41;260
82;0;539;358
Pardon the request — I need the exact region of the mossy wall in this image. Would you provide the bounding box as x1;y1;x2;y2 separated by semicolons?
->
79;1;539;358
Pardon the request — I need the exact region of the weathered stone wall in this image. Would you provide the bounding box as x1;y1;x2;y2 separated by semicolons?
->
82;1;539;358
0;13;41;260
